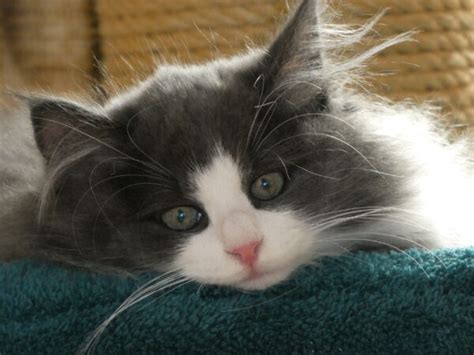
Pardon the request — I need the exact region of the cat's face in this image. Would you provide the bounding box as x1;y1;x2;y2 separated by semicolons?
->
29;0;399;289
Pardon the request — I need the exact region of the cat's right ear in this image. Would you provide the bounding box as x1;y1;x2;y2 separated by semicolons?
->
27;97;111;161
257;0;325;106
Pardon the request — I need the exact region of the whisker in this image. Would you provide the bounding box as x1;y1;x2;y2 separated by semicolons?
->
247;77;301;152
264;150;291;181
358;215;432;233
80;271;186;354
306;207;452;269
324;244;376;267
35;118;167;176
323;238;431;278
255;111;357;152
317;255;352;272
195;284;206;296
251;100;279;150
319;112;357;130
366;231;447;268
38;145;99;223
256;112;317;152
307;208;392;230
91;182;174;242
244;74;266;152
251;79;313;150
289;161;340;181
68;154;174;254
88;156;170;184
266;131;387;178
72;173;173;246
221;287;300;312
306;204;437;233
295;206;391;226
125;107;175;177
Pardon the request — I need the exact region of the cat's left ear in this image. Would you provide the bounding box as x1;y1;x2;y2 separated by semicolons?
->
262;0;324;104
27;96;112;161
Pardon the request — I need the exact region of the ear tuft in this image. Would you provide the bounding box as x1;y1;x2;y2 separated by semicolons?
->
256;0;327;107
29;97;108;160
267;0;321;80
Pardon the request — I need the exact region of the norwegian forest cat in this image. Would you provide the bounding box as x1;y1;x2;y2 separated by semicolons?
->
0;0;472;292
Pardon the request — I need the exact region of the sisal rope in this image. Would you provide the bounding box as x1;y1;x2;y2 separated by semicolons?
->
0;0;473;134
94;0;287;93
1;0;95;98
338;0;474;133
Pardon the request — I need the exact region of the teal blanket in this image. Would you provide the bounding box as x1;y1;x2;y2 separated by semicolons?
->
1;248;473;354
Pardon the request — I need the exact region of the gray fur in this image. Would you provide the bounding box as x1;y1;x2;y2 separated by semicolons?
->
1;0;472;275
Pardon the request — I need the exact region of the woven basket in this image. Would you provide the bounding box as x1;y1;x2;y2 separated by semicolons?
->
0;8;5;106
1;0;473;134
95;0;287;92
338;0;474;133
1;0;94;97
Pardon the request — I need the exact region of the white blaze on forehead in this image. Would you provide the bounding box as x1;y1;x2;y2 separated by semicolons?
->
194;151;252;219
193;151;261;249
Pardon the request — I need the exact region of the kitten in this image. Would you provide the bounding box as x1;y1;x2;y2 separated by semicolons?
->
1;0;472;290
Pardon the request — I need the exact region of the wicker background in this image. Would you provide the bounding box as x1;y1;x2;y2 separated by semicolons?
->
342;0;474;132
1;0;473;133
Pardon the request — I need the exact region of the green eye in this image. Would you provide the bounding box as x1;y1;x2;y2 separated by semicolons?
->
251;172;285;201
161;206;203;231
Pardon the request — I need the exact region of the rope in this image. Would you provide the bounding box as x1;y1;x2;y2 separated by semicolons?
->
341;0;474;132
0;0;473;132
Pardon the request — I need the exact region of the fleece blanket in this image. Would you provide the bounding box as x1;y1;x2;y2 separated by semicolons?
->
0;248;473;354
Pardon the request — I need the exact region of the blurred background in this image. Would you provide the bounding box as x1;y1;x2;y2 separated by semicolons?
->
1;0;473;135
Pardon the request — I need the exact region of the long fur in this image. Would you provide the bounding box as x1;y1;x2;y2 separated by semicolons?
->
2;2;473;351
0;0;472;273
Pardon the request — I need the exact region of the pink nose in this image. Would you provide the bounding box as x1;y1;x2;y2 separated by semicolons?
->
226;241;261;266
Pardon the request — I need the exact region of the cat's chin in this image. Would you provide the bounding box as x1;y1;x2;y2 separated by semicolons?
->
232;267;294;290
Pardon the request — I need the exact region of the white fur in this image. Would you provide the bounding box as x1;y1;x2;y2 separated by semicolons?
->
173;150;315;289
332;98;474;249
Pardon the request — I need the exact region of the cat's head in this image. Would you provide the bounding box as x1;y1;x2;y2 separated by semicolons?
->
29;0;401;289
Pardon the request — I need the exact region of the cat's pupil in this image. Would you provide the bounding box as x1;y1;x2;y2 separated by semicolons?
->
177;210;186;223
260;179;270;190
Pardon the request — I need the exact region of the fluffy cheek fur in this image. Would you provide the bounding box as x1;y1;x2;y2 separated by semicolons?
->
174;210;315;290
171;152;315;290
